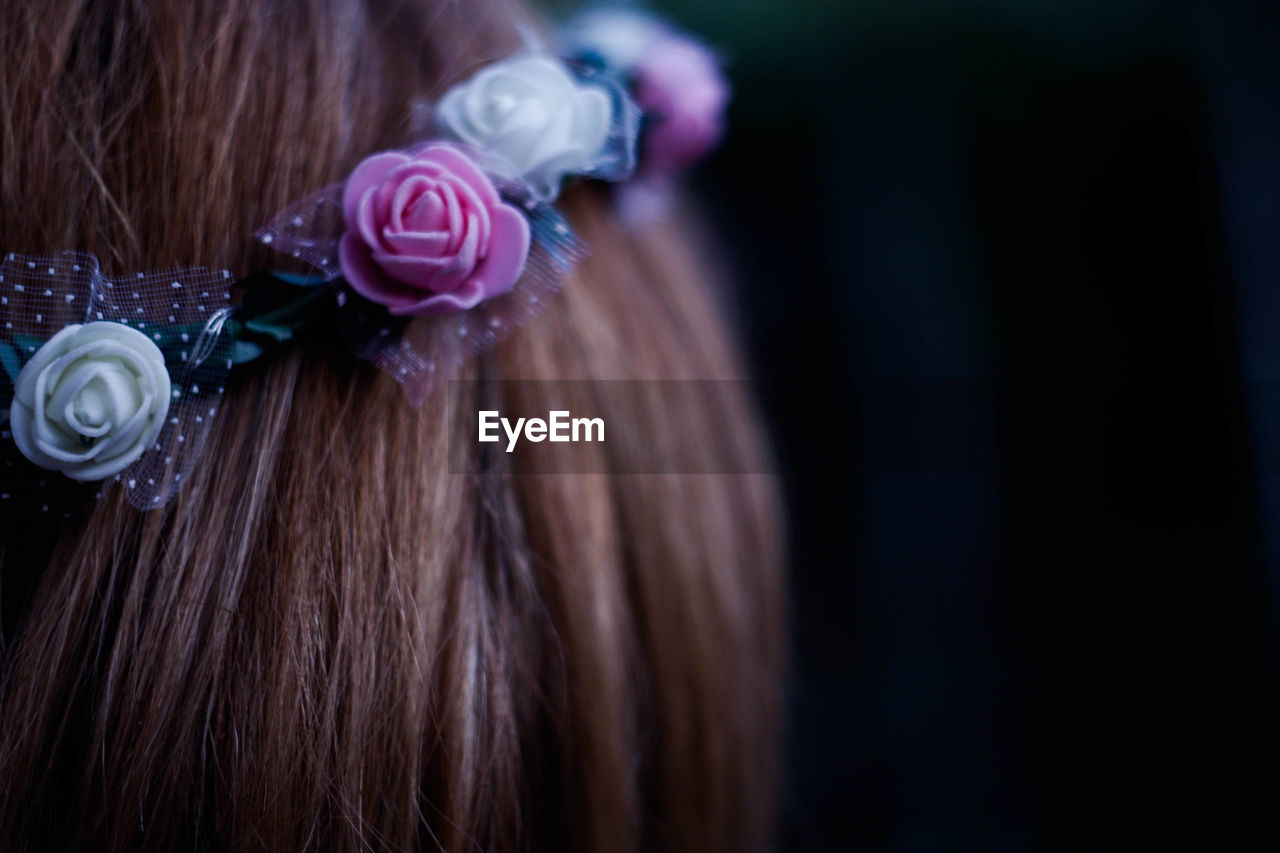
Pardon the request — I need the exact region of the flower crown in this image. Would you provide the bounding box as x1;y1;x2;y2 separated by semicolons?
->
0;8;728;512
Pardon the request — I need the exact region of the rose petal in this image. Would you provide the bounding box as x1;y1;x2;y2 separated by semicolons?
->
419;144;502;208
382;229;451;257
466;201;531;301
435;181;465;254
439;171;492;252
459;79;500;141
573;86;612;161
356;188;390;254
340;233;438;311
88;388;154;464
68;374;115;436
13;323;82;403
521;100;578;171
388;276;488;317
424;209;483;294
54;362;138;436
342;152;411;233
403;189;448;233
389;175;438;233
373;251;459;291
486;119;548;177
8;408;45;470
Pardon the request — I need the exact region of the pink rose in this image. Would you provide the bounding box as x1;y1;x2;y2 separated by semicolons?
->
339;144;531;316
633;36;729;176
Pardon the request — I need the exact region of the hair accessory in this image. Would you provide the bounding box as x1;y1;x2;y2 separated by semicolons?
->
0;11;724;511
0;253;233;511
11;322;171;482
563;7;730;222
432;55;640;202
339;145;533;316
255;138;590;406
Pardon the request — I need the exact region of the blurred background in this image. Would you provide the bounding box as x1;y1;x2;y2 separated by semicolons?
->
571;1;1280;848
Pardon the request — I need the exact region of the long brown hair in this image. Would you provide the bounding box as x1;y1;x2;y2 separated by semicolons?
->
0;2;784;850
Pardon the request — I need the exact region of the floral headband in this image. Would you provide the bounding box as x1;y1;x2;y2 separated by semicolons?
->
0;8;728;513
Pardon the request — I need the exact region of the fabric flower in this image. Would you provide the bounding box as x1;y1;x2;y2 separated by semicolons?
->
339;144;531;316
633;35;730;175
10;321;171;481
435;56;612;200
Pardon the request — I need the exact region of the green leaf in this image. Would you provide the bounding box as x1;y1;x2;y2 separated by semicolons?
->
231;339;266;365
240;285;330;342
222;272;338;365
0;341;22;385
271;271;331;287
11;333;46;357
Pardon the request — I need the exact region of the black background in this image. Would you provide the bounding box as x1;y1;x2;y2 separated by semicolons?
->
646;0;1280;848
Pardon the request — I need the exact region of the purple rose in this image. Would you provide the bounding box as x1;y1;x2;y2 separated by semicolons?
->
633;36;729;175
339;144;531;316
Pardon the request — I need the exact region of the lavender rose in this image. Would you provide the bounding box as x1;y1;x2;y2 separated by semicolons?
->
632;36;730;175
338;144;531;316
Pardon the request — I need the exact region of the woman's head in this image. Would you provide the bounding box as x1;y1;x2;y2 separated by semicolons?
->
0;2;783;850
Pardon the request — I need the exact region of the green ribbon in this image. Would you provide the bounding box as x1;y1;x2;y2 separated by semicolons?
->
224;272;334;365
0;272;336;390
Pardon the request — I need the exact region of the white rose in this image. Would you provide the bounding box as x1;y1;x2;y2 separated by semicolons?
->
435;56;611;200
9;321;171;481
